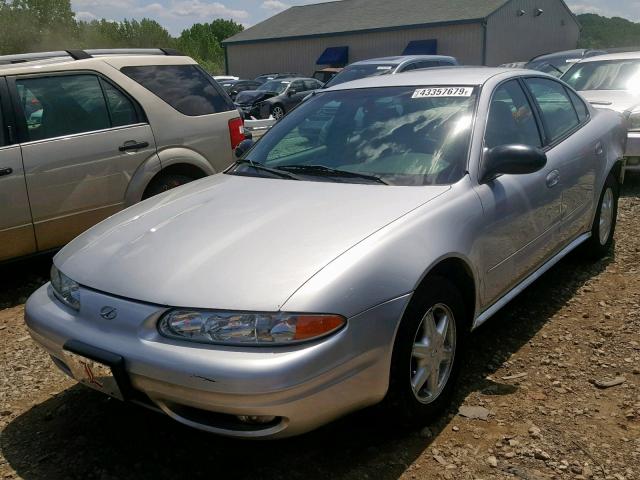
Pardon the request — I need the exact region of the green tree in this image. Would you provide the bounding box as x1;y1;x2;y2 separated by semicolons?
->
177;19;243;73
577;13;640;49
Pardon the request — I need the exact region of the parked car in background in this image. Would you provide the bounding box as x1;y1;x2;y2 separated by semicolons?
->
323;55;459;88
313;67;343;84
235;77;323;119
0;48;244;263
526;49;607;77
499;61;527;69
562;51;640;173
26;67;625;439
219;79;262;101
213;75;239;82
254;72;304;84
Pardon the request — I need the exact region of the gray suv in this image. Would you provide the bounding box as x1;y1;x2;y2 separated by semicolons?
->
0;49;244;262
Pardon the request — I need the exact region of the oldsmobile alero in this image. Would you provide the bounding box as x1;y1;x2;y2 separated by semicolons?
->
25;68;626;438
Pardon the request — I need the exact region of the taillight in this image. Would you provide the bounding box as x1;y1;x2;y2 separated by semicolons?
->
228;117;245;150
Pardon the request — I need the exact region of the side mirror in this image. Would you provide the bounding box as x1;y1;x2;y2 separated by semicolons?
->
480;144;547;183
235;138;255;158
287;89;296;96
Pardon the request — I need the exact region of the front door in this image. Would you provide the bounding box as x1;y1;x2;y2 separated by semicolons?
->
10;72;157;251
474;79;563;307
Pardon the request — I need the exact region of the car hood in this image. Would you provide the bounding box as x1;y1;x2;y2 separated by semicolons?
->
234;90;277;105
55;174;449;311
579;90;640;113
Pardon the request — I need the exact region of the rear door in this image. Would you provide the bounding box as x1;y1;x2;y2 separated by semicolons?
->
10;72;157;251
0;77;36;261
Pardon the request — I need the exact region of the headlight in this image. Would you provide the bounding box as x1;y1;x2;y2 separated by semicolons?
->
50;265;80;310
158;310;345;346
630;110;640;131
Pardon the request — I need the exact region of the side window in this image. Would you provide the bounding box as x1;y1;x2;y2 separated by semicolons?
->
567;89;589;123
416;61;441;69
525;78;580;142
100;79;139;127
401;63;418;72
291;80;305;93
304;80;319;91
122;65;233;116
16;74;110;142
485;80;542;149
0;98;4;146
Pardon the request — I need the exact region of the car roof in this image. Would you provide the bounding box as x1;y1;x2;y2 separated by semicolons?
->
0;51;195;75
349;55;456;66
576;51;640;62
323;66;530;91
268;76;317;82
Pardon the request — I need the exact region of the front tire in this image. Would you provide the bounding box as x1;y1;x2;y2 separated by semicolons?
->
581;173;619;259
384;276;467;425
271;104;285;120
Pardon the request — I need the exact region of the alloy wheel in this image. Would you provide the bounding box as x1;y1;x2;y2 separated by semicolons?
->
410;303;456;404
272;106;284;119
599;187;614;245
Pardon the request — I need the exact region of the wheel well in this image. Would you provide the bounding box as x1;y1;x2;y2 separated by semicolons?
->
143;163;207;197
417;258;476;328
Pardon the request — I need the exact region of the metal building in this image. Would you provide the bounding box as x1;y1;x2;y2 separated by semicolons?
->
222;0;580;78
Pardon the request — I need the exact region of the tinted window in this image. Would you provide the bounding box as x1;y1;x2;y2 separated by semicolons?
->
563;59;640;91
568;89;589;123
0;100;4;146
238;86;478;186
304;79;320;91
101;79;139;127
291;80;305;92
526;78;579;142
122;65;232;116
16;74;110;141
415;61;442;70
401;63;419;72
485;80;542;149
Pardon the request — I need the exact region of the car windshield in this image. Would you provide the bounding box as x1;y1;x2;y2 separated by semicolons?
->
563;59;640;91
258;80;290;94
231;86;477;186
324;64;396;88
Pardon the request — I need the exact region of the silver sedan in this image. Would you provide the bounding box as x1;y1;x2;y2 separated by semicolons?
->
25;68;626;439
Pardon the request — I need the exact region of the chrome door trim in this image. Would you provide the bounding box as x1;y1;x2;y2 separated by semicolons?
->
473;232;591;330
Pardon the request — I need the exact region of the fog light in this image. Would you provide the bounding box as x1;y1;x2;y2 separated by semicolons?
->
237;415;277;424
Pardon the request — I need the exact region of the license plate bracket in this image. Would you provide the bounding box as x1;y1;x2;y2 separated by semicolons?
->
63;340;131;401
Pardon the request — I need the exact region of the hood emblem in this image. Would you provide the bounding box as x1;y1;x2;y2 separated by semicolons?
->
100;306;118;320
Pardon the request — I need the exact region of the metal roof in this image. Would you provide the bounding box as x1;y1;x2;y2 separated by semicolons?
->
223;0;510;44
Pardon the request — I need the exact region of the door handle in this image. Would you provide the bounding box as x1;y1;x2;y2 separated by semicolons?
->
546;169;560;188
595;142;604;156
119;141;149;152
0;167;13;177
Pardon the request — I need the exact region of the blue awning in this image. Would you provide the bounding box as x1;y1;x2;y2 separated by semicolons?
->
316;46;349;66
403;39;438;55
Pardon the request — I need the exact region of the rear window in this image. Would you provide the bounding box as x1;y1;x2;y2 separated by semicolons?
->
121;65;233;116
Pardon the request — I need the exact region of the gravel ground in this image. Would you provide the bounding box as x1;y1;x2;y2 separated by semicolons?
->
1;176;639;480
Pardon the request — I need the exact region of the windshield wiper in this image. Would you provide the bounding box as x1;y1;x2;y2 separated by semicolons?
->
276;164;388;185
232;159;300;180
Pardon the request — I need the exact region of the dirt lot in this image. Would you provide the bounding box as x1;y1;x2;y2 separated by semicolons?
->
1;177;639;480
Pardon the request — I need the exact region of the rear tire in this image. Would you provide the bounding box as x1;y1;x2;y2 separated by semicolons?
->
383;276;468;426
581;173;619;260
143;174;194;199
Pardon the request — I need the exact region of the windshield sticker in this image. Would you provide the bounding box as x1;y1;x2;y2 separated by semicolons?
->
377;66;393;70
412;87;474;98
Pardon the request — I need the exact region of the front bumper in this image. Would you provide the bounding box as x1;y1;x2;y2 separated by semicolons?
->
236;103;269;120
25;284;409;438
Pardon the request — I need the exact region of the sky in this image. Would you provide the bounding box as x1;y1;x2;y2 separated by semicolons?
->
71;0;640;36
